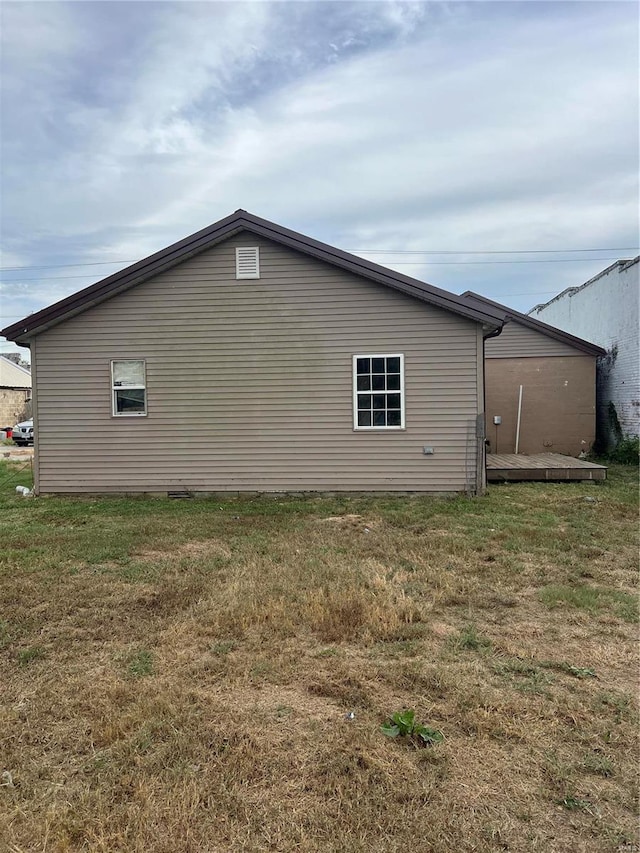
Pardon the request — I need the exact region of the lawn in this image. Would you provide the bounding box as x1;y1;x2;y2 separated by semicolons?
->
0;462;637;852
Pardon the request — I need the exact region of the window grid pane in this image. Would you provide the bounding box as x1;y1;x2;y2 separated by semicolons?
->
387;374;401;390
354;354;403;429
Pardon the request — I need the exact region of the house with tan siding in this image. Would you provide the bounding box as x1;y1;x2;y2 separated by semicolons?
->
1;211;505;496
0;356;32;428
462;292;605;456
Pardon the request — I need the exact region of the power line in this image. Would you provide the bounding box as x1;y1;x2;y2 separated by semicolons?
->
0;247;637;273
0;256;628;284
1;274;129;282
0;260;138;272
354;247;638;255
355;258;625;266
388;257;624;265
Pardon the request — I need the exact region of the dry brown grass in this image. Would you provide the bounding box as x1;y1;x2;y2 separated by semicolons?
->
0;464;638;852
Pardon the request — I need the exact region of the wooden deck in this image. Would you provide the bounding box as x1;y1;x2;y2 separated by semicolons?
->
487;453;607;482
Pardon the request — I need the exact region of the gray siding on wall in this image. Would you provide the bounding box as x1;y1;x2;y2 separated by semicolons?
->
34;233;481;493
486;320;584;359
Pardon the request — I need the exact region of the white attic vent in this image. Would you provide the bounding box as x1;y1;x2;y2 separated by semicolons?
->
235;246;260;279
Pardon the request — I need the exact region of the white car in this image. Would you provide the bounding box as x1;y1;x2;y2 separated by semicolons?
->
12;419;34;446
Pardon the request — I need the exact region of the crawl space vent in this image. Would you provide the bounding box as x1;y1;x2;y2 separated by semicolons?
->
235;246;260;279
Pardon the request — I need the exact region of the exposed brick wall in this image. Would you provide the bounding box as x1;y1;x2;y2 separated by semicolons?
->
0;388;30;428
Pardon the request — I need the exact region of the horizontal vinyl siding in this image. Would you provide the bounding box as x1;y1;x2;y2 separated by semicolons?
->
35;233;480;493
486;320;584;358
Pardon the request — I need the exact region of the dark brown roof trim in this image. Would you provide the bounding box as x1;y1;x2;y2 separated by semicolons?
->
2;211;504;343
461;291;606;357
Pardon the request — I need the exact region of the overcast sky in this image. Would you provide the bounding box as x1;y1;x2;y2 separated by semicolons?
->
1;0;638;355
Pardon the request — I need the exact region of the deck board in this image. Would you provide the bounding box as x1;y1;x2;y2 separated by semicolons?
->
487;453;607;482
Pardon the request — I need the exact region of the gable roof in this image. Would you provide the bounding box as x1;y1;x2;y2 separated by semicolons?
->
1;210;504;344
0;355;32;388
461;291;606;357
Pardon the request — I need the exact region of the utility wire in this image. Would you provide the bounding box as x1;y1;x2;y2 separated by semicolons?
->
2;273;138;282
0;260;139;272
0;256;630;285
353;247;638;255
370;257;625;265
0;247;637;272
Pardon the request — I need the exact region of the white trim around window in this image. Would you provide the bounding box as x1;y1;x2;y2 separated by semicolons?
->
353;353;405;430
111;359;147;417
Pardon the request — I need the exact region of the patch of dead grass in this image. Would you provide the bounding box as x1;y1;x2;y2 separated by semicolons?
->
0;464;638;851
134;538;233;561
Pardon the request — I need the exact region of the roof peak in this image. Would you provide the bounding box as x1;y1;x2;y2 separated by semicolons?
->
2;210;503;342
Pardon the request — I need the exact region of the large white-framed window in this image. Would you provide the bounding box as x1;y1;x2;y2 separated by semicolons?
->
353;353;405;430
111;359;147;417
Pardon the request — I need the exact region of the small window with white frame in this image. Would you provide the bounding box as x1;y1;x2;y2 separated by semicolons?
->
111;359;146;416
353;354;404;429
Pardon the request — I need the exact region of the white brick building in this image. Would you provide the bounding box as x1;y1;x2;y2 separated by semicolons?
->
529;257;639;450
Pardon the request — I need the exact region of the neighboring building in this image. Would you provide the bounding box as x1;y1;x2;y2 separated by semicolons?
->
1;210;504;496
529;258;639;450
0;356;32;427
462;293;605;456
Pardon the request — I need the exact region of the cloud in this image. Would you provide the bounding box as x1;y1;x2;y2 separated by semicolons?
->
1;0;638;353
